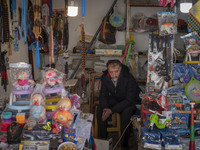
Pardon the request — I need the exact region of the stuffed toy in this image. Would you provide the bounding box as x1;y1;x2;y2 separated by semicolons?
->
53;98;73;125
29;93;46;124
43;69;62;88
13;70;35;90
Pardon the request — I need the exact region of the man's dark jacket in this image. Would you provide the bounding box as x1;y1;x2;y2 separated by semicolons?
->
99;64;141;113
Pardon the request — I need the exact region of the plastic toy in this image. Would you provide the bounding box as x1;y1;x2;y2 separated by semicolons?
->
158;90;169;110
149;114;170;130
13;70;35;90
142;127;162;150
42;68;63;94
29;93;46;124
8;63;35;111
160;128;182;150
53;98;73;125
16;113;26;124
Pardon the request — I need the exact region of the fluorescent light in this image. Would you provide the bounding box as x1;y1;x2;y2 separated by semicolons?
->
68;0;78;17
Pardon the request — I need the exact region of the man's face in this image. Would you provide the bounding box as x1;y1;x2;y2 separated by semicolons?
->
108;65;121;82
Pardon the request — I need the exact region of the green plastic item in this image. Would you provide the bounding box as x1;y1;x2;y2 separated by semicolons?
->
109;13;124;28
185;66;200;102
149;114;170;129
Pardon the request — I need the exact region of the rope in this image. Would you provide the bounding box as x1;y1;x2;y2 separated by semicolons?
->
20;0;27;42
81;24;86;99
112;120;132;150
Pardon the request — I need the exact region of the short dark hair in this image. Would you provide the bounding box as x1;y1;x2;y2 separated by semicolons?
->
106;59;122;68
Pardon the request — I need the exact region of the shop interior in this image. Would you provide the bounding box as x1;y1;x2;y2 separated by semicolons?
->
0;0;200;149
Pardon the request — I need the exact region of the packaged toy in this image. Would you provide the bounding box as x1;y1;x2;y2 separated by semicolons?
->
181;33;200;62
157;12;177;36
26;84;46;130
160;128;182;150
42;68;64;94
9;62;35;92
8;62;34;111
141;127;162;150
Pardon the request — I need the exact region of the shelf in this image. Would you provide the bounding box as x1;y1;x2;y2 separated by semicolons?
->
68;53;123;57
130;3;162;7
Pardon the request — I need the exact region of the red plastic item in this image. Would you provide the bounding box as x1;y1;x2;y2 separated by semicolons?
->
0;122;11;131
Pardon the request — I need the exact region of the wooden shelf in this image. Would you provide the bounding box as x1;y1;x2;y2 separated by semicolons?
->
69;53;123;57
130;3;162;7
136;79;146;83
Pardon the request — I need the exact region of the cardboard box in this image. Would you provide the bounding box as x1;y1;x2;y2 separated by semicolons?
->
95;49;122;55
94;138;112;150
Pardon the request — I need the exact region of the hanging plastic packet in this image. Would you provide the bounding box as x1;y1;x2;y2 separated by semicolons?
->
157;12;177;36
180;32;200;57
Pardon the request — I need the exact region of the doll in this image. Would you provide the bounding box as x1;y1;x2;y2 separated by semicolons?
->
13;70;35;90
43;69;62;88
53;98;73;125
29;93;46;123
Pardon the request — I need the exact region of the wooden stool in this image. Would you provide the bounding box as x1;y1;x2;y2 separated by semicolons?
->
94;106;121;138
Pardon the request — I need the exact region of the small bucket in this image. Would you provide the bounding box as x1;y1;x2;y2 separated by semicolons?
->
2;112;12;123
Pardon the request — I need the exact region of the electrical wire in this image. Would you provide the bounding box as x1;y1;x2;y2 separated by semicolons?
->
112;119;132;150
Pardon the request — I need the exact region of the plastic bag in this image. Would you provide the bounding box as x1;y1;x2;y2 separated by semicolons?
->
9;62;35;91
42;68;64;94
157;12;177;36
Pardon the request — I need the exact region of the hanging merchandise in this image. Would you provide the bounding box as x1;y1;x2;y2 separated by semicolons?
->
48;0;54;66
180;33;200;63
109;13;124;28
63;0;69;50
159;0;175;7
20;0;27;43
122;33;134;66
2;0;10;43
0;0;3;42
42;0;50;28
185;66;200;102
49;25;53;66
98;16;117;44
80;0;86;100
146;29;173;92
27;0;35;45
0;50;8;92
13;26;19;51
188;1;200;42
157;12;177;36
52;10;64;55
33;0;42;68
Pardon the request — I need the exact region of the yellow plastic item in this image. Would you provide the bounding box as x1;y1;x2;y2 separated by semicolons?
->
183;61;200;64
129;33;134;42
45;98;60;110
16;113;25;124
